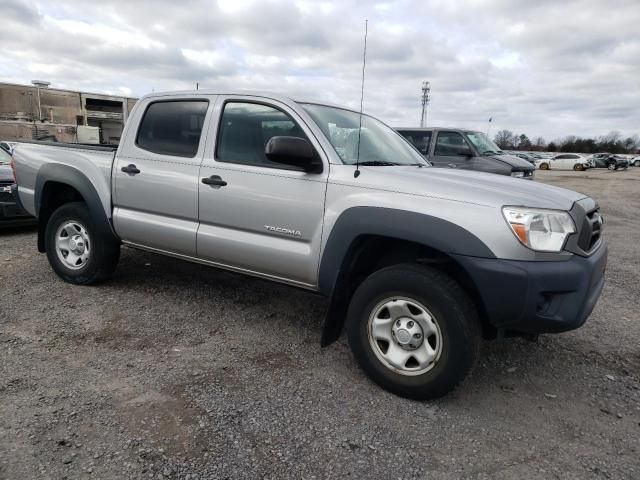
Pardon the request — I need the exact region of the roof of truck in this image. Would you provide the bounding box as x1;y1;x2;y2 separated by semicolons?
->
140;90;364;115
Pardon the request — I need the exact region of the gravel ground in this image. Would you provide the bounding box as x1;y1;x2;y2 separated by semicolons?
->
1;168;639;479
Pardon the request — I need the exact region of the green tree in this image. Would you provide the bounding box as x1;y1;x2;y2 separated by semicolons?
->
517;134;532;150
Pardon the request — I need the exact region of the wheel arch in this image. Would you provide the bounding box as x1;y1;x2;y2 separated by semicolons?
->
318;207;496;346
35;164;117;252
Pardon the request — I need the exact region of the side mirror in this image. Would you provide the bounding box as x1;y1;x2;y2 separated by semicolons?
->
456;148;473;158
265;136;323;173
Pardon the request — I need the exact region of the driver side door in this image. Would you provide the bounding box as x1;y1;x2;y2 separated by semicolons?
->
432;131;473;169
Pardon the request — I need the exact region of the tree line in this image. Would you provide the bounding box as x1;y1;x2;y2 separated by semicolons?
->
493;130;640;154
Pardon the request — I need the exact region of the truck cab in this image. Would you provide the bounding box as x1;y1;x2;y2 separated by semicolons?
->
396;127;535;179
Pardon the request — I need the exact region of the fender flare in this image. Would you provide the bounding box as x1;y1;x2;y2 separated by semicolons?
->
34;163;117;251
318;207;495;345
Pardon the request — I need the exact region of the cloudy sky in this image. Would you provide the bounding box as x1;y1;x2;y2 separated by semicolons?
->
2;0;639;141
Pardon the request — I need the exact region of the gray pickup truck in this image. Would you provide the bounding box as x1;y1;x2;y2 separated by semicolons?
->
396;127;535;178
12;91;607;400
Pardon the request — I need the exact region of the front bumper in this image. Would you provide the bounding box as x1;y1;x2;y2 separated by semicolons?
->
452;241;608;334
0;185;35;225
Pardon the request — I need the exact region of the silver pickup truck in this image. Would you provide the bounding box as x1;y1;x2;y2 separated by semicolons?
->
12;91;608;400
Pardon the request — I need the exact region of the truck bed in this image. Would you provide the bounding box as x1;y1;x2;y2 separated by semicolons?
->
12;140;117;219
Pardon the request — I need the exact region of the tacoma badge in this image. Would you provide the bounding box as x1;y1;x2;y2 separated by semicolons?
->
264;225;302;237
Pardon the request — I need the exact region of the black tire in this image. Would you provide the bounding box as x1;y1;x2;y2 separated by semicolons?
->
45;202;120;285
539;162;549;170
634;160;640;167
573;164;584;171
607;162;616;171
346;264;480;400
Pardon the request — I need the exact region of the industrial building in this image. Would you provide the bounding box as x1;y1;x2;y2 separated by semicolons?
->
0;81;137;144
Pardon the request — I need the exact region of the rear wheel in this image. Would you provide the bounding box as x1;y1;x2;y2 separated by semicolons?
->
539;162;549;170
45;202;120;285
573;164;584;171
346;264;480;400
634;160;640;167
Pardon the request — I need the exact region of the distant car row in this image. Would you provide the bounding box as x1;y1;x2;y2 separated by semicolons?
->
505;151;636;171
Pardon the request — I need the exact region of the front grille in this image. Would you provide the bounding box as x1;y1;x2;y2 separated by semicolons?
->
577;208;602;252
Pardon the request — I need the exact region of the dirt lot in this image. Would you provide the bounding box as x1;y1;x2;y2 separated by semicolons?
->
1;168;639;479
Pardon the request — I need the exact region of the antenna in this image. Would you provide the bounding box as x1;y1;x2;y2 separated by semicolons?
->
354;19;368;178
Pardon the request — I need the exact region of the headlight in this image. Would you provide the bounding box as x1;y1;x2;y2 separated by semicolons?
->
502;207;575;252
511;171;525;178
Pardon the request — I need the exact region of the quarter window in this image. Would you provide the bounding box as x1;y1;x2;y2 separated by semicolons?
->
399;131;432;155
136;100;208;157
216;102;309;169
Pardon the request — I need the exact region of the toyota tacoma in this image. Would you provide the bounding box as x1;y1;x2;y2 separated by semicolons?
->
12;91;607;399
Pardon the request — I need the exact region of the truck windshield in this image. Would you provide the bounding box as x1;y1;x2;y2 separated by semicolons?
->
465;131;503;156
301;104;428;166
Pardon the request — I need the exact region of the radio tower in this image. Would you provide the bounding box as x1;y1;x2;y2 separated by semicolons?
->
420;81;430;127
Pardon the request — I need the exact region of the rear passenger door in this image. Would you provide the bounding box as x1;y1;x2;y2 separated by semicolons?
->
196;97;329;288
432;131;473;169
552;155;571;170
113;97;212;256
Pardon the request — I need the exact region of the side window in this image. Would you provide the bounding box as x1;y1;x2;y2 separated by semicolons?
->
434;132;470;156
555;155;568;159
400;131;432;155
216;102;309;169
136;101;208;157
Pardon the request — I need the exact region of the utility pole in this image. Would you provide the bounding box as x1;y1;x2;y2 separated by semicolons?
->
420;81;430;127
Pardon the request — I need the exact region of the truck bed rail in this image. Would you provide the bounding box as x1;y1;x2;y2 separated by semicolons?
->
14;139;117;153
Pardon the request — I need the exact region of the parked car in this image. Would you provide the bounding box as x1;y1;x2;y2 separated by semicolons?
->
0;141;17;155
396;128;535;178
0;147;35;226
588;153;629;170
12;91;607;400
536;154;590;171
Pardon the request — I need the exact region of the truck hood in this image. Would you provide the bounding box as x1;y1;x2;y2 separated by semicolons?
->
355;166;587;210
491;153;535;169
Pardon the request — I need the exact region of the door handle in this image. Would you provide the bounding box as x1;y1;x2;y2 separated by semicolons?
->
121;164;140;174
202;175;227;187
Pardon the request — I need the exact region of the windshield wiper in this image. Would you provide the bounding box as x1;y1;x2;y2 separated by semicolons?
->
357;160;401;166
481;150;500;156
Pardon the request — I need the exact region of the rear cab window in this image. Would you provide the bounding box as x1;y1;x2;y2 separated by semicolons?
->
136;100;208;157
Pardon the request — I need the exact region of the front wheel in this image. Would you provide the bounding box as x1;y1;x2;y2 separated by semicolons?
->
634;160;640;167
607;162;616;171
45;202;120;285
573;164;584;171
539;162;549;170
346;264;480;400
